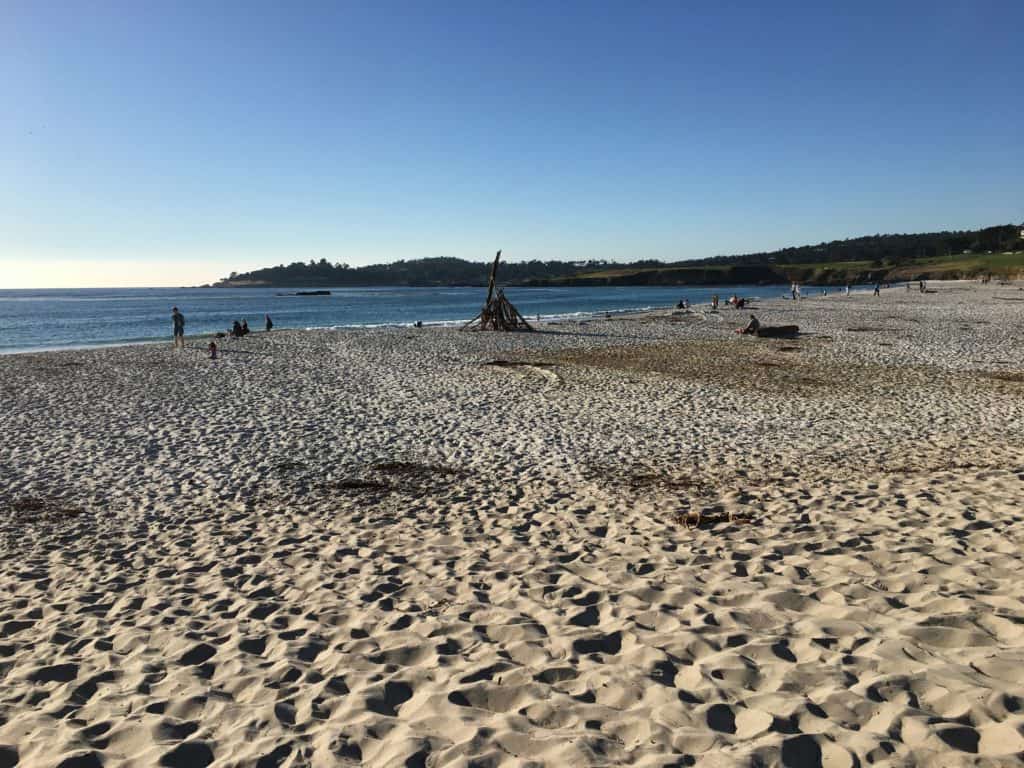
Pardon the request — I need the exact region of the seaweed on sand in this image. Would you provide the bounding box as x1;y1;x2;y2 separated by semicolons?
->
3;495;86;523
326;461;462;497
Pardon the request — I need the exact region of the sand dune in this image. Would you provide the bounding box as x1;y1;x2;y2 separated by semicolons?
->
2;281;1023;766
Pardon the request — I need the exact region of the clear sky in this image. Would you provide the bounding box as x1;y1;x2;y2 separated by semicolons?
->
2;1;1022;287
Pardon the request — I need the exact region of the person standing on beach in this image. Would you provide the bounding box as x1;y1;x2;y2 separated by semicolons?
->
265;314;273;332
171;307;185;349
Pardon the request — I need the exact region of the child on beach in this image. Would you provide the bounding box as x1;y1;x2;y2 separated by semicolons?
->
208;341;218;359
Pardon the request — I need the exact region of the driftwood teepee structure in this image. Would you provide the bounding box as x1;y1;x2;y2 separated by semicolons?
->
463;250;533;331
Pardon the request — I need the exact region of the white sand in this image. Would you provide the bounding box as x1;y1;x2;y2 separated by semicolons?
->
2;281;1024;767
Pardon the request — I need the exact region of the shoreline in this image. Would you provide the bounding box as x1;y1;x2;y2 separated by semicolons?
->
3;278;998;357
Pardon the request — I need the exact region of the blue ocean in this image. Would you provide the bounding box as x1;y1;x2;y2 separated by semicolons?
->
0;285;787;353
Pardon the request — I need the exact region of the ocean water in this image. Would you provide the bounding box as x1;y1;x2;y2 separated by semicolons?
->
0;285;786;353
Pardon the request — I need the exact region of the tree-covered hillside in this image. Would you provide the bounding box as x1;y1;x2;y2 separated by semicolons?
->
213;224;1024;287
691;224;1022;267
217;256;601;287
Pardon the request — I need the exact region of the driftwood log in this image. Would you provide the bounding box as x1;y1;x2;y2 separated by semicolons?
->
463;250;533;331
755;325;800;338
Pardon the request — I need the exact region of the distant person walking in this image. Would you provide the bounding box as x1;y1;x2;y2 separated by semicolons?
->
171;306;185;349
265;314;273;332
873;283;880;296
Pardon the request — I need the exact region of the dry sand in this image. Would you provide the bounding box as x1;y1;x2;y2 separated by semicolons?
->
1;281;1023;767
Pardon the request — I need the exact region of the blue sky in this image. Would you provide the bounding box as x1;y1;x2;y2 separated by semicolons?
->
2;1;1022;287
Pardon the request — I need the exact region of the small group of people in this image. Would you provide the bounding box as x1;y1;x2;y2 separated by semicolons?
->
727;294;747;309
677;295;758;312
706;294;747;310
230;315;274;336
171;307;274;358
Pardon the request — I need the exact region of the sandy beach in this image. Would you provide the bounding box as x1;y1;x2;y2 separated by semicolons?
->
2;281;1024;767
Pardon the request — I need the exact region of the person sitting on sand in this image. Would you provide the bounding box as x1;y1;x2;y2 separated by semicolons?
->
241;319;250;335
737;314;760;335
231;320;243;338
